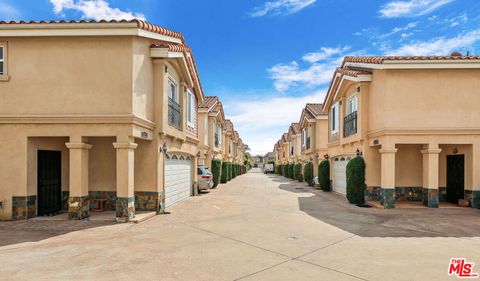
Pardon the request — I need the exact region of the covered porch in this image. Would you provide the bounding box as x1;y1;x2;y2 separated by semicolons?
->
365;137;480;209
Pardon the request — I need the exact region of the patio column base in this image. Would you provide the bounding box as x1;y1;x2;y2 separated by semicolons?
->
116;196;135;222
422;188;439;208
68;196;90;220
465;190;480;209
380;188;395;209
134;191;164;214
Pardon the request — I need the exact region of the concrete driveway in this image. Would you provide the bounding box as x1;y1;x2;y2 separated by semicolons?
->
0;168;479;281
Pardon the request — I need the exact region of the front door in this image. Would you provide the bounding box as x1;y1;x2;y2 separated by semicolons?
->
446;154;465;204
37;150;62;215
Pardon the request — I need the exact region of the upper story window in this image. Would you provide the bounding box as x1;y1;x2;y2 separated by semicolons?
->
168;78;181;129
204;118;208;145
306;127;311;150
0;44;5;76
331;102;340;134
168;78;178;103
344;95;358;137
301;128;306;147
186;89;196;128
347;95;358;115
289;141;294;156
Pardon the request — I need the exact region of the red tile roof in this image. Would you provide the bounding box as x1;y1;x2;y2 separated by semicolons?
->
306;103;327;116
224;119;234;133
291;123;300;134
199;96;218;109
0;19;185;43
151;43;204;98
343;55;480;65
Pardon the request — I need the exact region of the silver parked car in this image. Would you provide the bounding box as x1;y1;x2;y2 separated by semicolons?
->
197;165;214;191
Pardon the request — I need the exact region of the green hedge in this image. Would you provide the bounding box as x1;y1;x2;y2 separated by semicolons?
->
318;160;330;191
303;162;314;186
288;163;295;180
211;159;222;188
221;162;228;183
282;164;288;177
346;156;366;204
294;163;303;181
232;164;237;178
275;165;281;175
228;163;233;181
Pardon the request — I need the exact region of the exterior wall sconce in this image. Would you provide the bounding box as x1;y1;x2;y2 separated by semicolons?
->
315;153;319;158
324;154;329;160
356;148;362;156
160;143;168;154
196;151;201;158
453;147;458;154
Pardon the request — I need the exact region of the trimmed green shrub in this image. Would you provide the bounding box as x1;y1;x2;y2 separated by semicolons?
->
232;164;237;178
303;162;314;186
289;163;295;179
275;165;281;175
294;163;302;181
346;156;366;205
228;163;233;181
282;164;288;177
211;159;222;188
297;174;303;182
318;160;330;191
221;162;228;183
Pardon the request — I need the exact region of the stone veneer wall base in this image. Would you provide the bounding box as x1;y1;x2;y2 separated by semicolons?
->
68;196;90;220
116;196;135;222
12;195;37;220
465;190;480;209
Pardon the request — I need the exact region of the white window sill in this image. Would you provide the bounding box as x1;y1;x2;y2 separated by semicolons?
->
0;75;10;82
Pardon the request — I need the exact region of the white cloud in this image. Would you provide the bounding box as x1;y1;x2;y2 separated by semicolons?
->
302;46;350;63
379;0;453;18
0;3;20;19
268;46;352;91
385;30;480;55
250;0;316;17
224;90;326;155
50;0;145;20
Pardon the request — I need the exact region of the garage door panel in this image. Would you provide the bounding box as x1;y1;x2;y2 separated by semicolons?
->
165;157;192;208
333;157;349;195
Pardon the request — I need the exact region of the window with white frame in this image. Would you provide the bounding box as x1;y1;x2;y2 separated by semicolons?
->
204;118;208;145
301;128;306;147
331;102;340;133
0;45;4;75
168;78;178;102
186;89;196;127
347;95;358;115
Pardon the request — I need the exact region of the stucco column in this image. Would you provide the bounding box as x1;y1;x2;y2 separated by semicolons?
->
379;147;397;209
65;141;92;220
421;145;441;208
467;142;480;208
113;142;137;222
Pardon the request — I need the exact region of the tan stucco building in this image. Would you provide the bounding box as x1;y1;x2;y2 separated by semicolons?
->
0;19;214;221
298;104;328;176
323;55;480;209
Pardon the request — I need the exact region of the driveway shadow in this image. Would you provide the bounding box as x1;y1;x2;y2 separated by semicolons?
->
274;176;480;238
0;219;116;247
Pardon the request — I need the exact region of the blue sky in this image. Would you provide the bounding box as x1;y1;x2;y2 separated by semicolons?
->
1;0;480;154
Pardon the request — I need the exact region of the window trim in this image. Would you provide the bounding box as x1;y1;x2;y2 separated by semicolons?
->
168;77;179;103
347;94;358;115
0;42;8;81
331;102;340;134
186;89;195;128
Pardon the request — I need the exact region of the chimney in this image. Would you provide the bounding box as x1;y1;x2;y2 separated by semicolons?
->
450;51;462;56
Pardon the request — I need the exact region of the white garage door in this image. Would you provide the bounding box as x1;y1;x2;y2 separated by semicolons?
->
165;155;192;208
333;157;349;195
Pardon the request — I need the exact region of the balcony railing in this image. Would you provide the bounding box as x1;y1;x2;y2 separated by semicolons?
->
168;98;181;129
344;111;357;137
